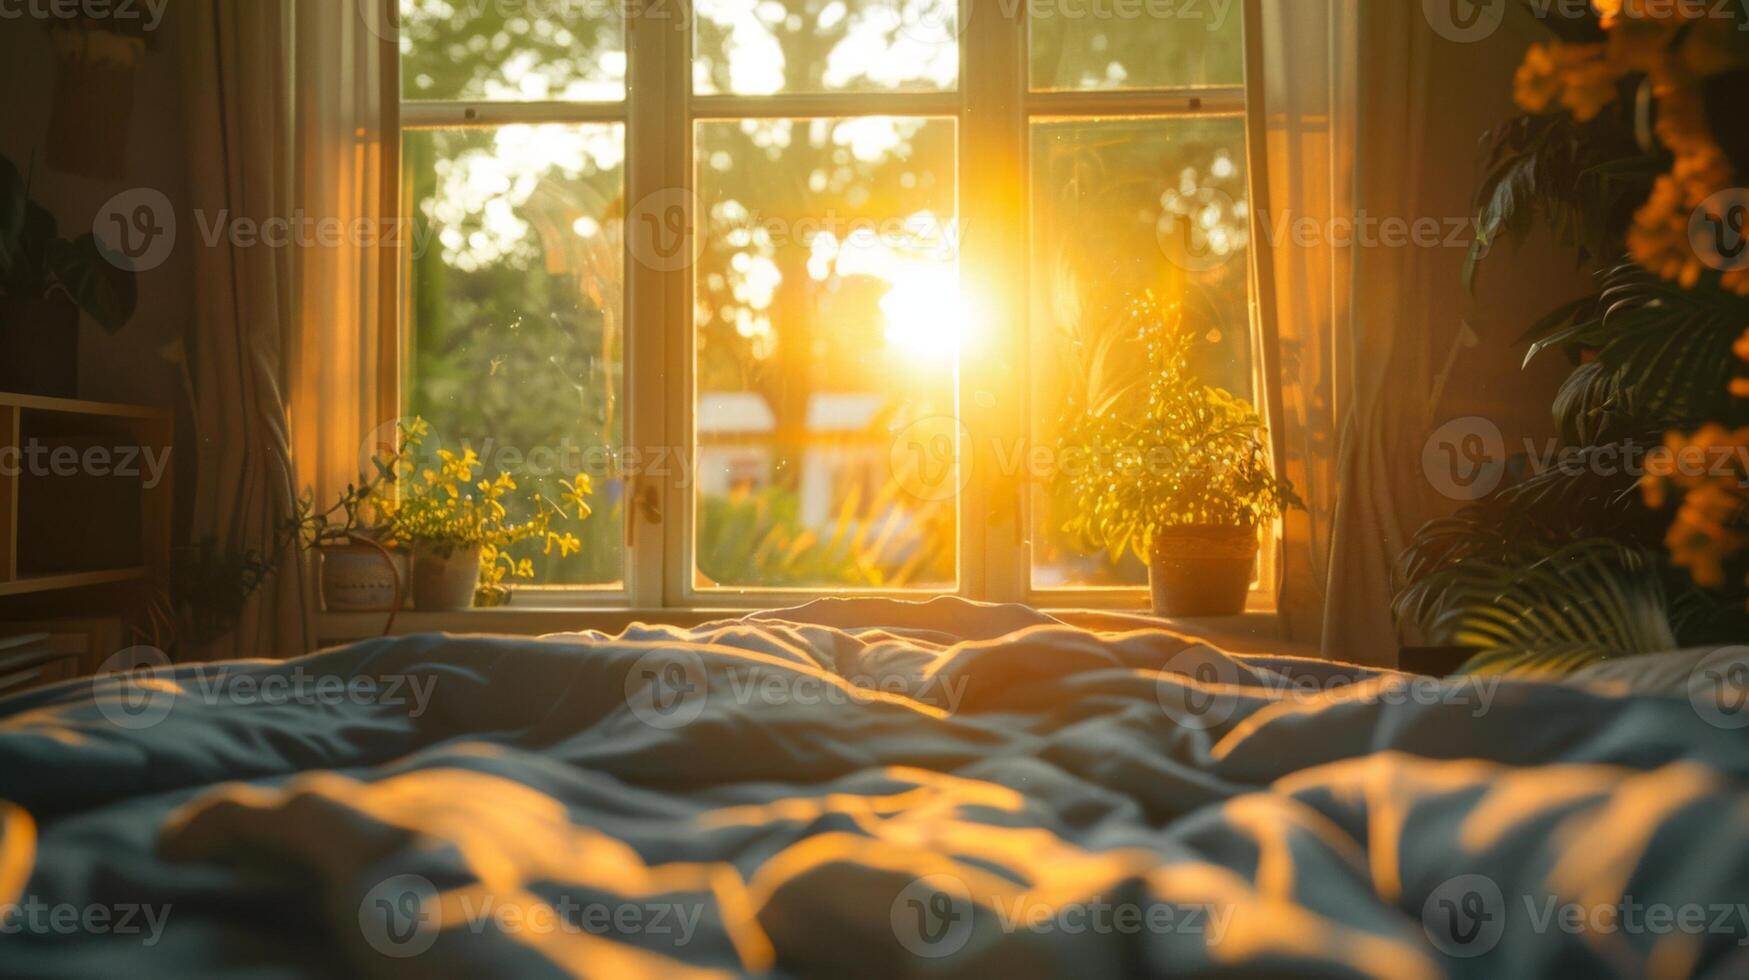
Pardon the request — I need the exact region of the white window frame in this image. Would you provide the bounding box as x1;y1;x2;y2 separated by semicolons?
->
388;0;1280;614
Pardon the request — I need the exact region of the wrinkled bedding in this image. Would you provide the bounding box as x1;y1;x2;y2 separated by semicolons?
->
0;597;1745;978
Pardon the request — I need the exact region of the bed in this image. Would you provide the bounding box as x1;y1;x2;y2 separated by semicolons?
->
1;598;1745;977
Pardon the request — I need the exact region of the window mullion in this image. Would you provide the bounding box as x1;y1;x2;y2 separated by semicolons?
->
961;0;1028;604
625;0;684;609
1023;85;1246;117
400;100;626;128
691;92;960;119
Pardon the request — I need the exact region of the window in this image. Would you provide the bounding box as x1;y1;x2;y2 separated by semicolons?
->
394;0;1267;608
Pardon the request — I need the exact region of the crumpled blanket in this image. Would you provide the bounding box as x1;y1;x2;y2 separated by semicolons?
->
0;597;1745;978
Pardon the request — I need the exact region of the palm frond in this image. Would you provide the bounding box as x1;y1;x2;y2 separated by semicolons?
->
1401;538;1677;678
1528;261;1749;440
1465;112;1657;294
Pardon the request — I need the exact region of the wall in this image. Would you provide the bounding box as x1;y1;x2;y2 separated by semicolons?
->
0;10;193;411
1433;13;1590;463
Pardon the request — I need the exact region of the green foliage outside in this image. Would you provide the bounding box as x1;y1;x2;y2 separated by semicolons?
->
398;0;1254;592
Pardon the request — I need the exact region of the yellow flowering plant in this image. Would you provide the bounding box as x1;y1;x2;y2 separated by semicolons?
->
366;418;593;604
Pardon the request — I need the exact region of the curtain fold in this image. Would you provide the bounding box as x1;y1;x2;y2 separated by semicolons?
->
1259;1;1450;665
177;0;387;659
177;0;307;660
1320;3;1447;665
287;3;391;524
1254;0;1352;650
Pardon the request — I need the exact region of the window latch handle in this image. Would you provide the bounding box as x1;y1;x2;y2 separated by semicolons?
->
626;479;663;548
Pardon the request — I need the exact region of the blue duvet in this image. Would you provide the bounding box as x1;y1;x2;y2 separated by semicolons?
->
0;598;1745;977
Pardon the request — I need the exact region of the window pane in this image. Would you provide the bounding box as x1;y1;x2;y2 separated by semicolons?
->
694;117;958;590
404;125;626;588
1029;117;1252;589
1029;2;1243;90
399;0;625;102
693;0;957;95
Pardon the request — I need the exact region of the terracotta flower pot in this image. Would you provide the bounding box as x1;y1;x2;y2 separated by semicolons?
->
0;296;80;397
317;542;409;613
1148;525;1259;618
411;543;484;611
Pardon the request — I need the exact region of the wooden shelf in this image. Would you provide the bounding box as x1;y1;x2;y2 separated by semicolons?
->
0;391;172;601
0;567;149;597
0;392;172;421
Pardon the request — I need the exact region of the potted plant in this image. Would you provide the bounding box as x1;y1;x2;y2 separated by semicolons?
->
1056;294;1300;617
294;458;411;617
365;418;593;610
0;155;137;397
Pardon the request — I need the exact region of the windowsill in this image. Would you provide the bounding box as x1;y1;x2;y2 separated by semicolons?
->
315;605;1298;656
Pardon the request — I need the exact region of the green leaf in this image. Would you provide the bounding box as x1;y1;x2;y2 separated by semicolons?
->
5;201;57;298
0;155;25;284
1516;293;1594;348
1398;538;1678;677
44;233;136;333
1466;152;1539;295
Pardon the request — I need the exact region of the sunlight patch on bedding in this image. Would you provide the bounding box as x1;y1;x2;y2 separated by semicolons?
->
162;767;777;974
1547;763;1721;927
0;801;36;913
1458;764;1626;852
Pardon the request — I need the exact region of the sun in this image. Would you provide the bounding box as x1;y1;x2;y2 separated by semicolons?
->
881;265;980;364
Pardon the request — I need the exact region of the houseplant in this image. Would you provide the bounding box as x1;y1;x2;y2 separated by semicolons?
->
1056;294;1299;616
293;454;411;616
1394;1;1749;676
0;154;137;396
365;419;593;609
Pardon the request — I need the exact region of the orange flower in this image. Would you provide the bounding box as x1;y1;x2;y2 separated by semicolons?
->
1586;1;1749;599
1512;42;1620;121
1647;426;1749;599
1513;43;1563;114
1627;84;1744;295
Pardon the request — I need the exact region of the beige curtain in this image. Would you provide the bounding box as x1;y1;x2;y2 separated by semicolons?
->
1257;1;1457;665
287;3;391;523
1254;0;1354;651
1258;2;1565;665
177;1;387;659
177;0;306;660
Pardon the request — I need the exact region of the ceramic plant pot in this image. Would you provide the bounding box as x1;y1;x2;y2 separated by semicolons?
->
1147;524;1259;618
411;543;484;611
317;542;409;613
